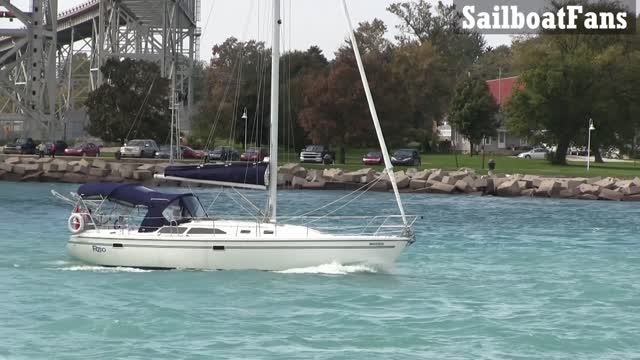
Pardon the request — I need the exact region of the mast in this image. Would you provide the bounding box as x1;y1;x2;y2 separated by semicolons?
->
268;0;281;222
340;0;408;226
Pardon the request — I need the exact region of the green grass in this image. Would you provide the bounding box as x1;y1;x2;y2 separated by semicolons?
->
92;148;640;178
277;150;640;178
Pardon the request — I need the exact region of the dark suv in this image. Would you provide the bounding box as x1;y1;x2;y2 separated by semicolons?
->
391;149;421;167
206;146;240;162
3;138;36;155
299;145;335;164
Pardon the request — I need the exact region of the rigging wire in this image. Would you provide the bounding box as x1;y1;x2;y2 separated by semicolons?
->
202;0;256;157
284;0;297;164
308;177;383;223
124;75;158;142
202;0;217;33
289;175;384;221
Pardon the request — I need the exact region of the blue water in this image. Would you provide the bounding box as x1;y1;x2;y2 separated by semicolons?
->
1;181;639;359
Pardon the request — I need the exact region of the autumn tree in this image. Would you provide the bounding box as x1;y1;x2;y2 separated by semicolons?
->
449;76;499;155
191;38;272;149
85;58;170;143
299;20;414;160
280;46;330;155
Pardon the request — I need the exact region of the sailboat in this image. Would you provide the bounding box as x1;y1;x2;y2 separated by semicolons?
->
64;0;417;271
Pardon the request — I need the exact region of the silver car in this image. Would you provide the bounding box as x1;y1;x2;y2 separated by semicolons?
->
518;148;548;160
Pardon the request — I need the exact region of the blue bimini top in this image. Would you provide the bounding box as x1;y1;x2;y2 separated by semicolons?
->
78;183;206;232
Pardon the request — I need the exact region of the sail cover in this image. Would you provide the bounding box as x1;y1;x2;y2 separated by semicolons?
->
163;163;268;188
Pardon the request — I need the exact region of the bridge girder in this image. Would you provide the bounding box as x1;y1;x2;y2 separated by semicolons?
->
0;0;57;140
0;0;200;140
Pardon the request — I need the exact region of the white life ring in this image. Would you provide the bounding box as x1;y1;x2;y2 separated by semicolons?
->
68;213;86;234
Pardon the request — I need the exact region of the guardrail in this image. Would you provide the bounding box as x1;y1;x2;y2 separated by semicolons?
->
77;212;417;238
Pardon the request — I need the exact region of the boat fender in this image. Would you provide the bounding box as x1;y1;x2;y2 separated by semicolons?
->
68;213;85;234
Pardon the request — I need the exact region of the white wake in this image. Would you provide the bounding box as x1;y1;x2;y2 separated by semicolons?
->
58;266;153;273
276;261;379;275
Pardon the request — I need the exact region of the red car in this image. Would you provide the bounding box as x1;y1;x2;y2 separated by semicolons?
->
362;151;384;166
64;143;100;157
181;146;205;159
240;147;268;162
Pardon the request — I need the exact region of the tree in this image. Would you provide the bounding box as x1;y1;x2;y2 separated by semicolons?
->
389;41;450;148
85;58;171;144
387;0;486;71
471;45;515;81
298;50;373;153
280;46;330;154
299;20;416;158
449;76;500;156
505;7;638;164
191;38;272;149
506;37;596;164
388;0;488;141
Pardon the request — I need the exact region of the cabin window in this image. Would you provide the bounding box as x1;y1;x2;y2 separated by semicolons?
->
162;196;207;223
188;228;226;235
240;230;251;234
158;227;188;234
162;201;184;223
263;230;274;235
182;196;207;218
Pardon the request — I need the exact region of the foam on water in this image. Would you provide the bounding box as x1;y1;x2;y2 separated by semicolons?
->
57;265;153;273
276;261;378;275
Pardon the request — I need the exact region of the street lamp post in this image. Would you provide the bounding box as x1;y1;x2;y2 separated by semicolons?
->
587;118;595;171
242;107;248;152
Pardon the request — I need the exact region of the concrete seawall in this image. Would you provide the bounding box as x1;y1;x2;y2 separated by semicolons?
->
1;156;639;201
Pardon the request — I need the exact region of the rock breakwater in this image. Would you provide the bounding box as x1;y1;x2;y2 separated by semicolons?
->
1;157;639;202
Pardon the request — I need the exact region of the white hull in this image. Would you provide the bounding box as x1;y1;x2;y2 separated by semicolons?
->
66;221;411;271
67;235;409;271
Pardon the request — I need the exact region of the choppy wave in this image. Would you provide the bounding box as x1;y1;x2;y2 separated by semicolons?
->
276;261;379;275
57;266;153;273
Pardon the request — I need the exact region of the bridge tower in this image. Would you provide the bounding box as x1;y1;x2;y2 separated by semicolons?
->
0;0;58;140
0;0;200;141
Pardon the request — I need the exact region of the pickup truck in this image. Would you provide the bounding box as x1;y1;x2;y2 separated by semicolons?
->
299;145;335;164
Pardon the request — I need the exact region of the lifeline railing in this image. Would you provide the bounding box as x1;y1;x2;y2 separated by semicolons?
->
77;213;418;238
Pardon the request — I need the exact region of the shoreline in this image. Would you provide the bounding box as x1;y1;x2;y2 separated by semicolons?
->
1;156;639;202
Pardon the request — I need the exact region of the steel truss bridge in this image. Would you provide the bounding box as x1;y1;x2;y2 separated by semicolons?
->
0;0;201;140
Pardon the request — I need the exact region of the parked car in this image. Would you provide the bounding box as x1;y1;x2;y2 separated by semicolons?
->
241;147;268;162
3;138;36;155
569;147;588;156
117;139;159;159
299;145;335;164
604;147;621;159
391;149;421;167
362;151;384;166
517;148;548;160
181;145;205;159
206;146;240;162
64;143;101;157
154;145;180;159
44;140;68;156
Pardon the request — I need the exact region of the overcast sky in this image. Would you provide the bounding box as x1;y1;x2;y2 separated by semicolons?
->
3;0;514;60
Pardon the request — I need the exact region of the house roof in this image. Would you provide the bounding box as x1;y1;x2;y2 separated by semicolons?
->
486;76;520;106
